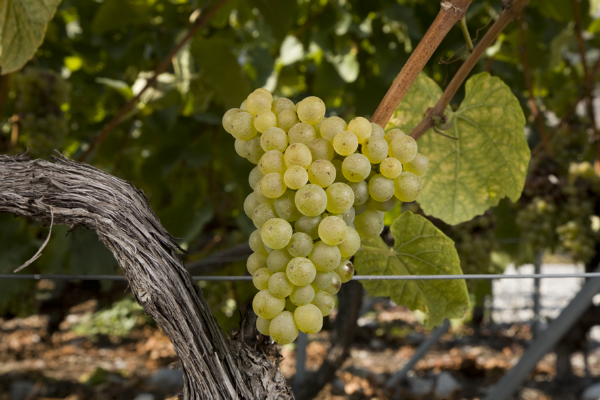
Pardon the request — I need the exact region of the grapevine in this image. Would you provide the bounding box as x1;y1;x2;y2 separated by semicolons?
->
223;89;429;344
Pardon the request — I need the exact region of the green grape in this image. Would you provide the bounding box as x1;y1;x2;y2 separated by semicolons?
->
389;135;418;163
355;202;368;215
249;230;269;255
267;249;293;273
324;271;342;295
308;160;336;188
370;123;385;140
255;110;277;133
288;232;314;258
252;289;285;319
256;316;271;336
294;304;323;334
252;203;277;229
274;190;302;222
295;184;327;216
240;100;248;111
342;153;371;182
348;117;372;144
380;157;403;179
261;127;289;152
384;128;405;144
403;153;429;176
235;139;248;159
367;197;398;212
311;271;331;290
284;166;309;190
290;284;315;306
331;159;348;183
289;123;317;145
355;209;384;237
268;272;294;298
259;150;286;175
272;97;295;115
308;138;335;161
286;257;317;286
320;116;347;141
245;137;265;164
393;172;422;202
312;290;335;316
249;166;265;189
368;174;395;202
309;241;341;272
269;310;298;344
244;192;260;218
284;143;312;168
260;173;287;198
246;89;273;115
348;181;369;206
231;112;258;141
340;207;356;225
334;261;354;283
222;109;241;134
253;267;272;290
361;138;389;164
285;298;298;312
318;216;347;245
247;253;267;274
277;108;299;132
337;227;361;257
326;182;355;213
261;218;293;249
296;96;326;125
333;131;359;156
295;215;323;240
254;183;274;204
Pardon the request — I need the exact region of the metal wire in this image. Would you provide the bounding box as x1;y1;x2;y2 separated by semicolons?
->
2;273;600;281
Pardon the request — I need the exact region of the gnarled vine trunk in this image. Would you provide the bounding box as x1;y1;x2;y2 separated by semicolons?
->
0;152;293;400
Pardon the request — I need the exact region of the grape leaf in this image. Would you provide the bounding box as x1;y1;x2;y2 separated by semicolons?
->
0;0;61;74
387;72;530;225
354;212;469;328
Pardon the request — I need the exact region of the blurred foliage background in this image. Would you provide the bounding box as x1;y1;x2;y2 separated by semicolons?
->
1;0;599;332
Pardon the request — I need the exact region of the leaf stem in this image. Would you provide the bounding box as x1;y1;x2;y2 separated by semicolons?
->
370;0;473;128
409;0;531;141
459;17;474;53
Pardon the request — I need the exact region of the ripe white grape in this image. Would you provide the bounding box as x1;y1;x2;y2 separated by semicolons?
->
380;157;402;179
254;110;277;133
290;284;315;306
361;137;389;164
331;159;348;183
294;215;323;240
260;173;287;198
296;96;326;125
354;209;384;237
272;97;295;115
342;153;371;182
324;271;342;295
252;203;277;229
295;184;327;216
389;135;418;163
256;316;271;336
246;90;272;115
308;159;336;188
286;257;317;286
384;128;405;144
259;150;286;175
253;267;272;290
393;171;422;202
312;290;335;316
347;117;372;144
235;139;247;158
333;130;359;156
274;190;302;222
222;108;241;134
231;112;258;141
247;253;267;274
245;137;265;164
244;192;261;218
267;249;293;273
249;166;265;189
284;143;312;168
287;232;314;257
325;182;355;214
284;165;309;190
268;272;294;298
334;260;355;283
307;138;334;161
368;174;395;202
341;206;356;225
348;180;369;206
261;218;293;249
240;100;247;111
288;123;317;145
294;304;323;334
318;216;347;245
261;127;288;152
337;226;361;257
403;153;429;176
254;183;274;204
312;271;332;290
309;241;342;272
370;123;385;140
249;230;269;255
269;310;298;345
252;289;285;320
319;116;347;141
367;196;398;212
278;108;300;132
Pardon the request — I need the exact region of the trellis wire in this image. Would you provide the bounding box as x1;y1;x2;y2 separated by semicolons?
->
1;273;600;281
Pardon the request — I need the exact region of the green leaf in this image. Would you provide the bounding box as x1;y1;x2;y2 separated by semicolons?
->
0;0;61;74
354;212;469;328
250;0;296;43
90;0;148;34
388;72;530;225
96;78;133;99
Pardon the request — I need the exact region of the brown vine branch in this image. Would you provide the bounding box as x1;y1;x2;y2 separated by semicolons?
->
370;0;473;128
518;15;551;155
78;0;227;163
409;0;531;141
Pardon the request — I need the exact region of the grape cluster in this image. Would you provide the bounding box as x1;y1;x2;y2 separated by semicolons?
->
14;68;71;157
222;89;428;344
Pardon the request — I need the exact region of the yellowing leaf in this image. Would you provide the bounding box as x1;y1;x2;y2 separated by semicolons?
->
355;212;469;328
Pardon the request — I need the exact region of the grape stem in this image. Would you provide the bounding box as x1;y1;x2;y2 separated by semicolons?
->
408;0;531;141
369;0;473;128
